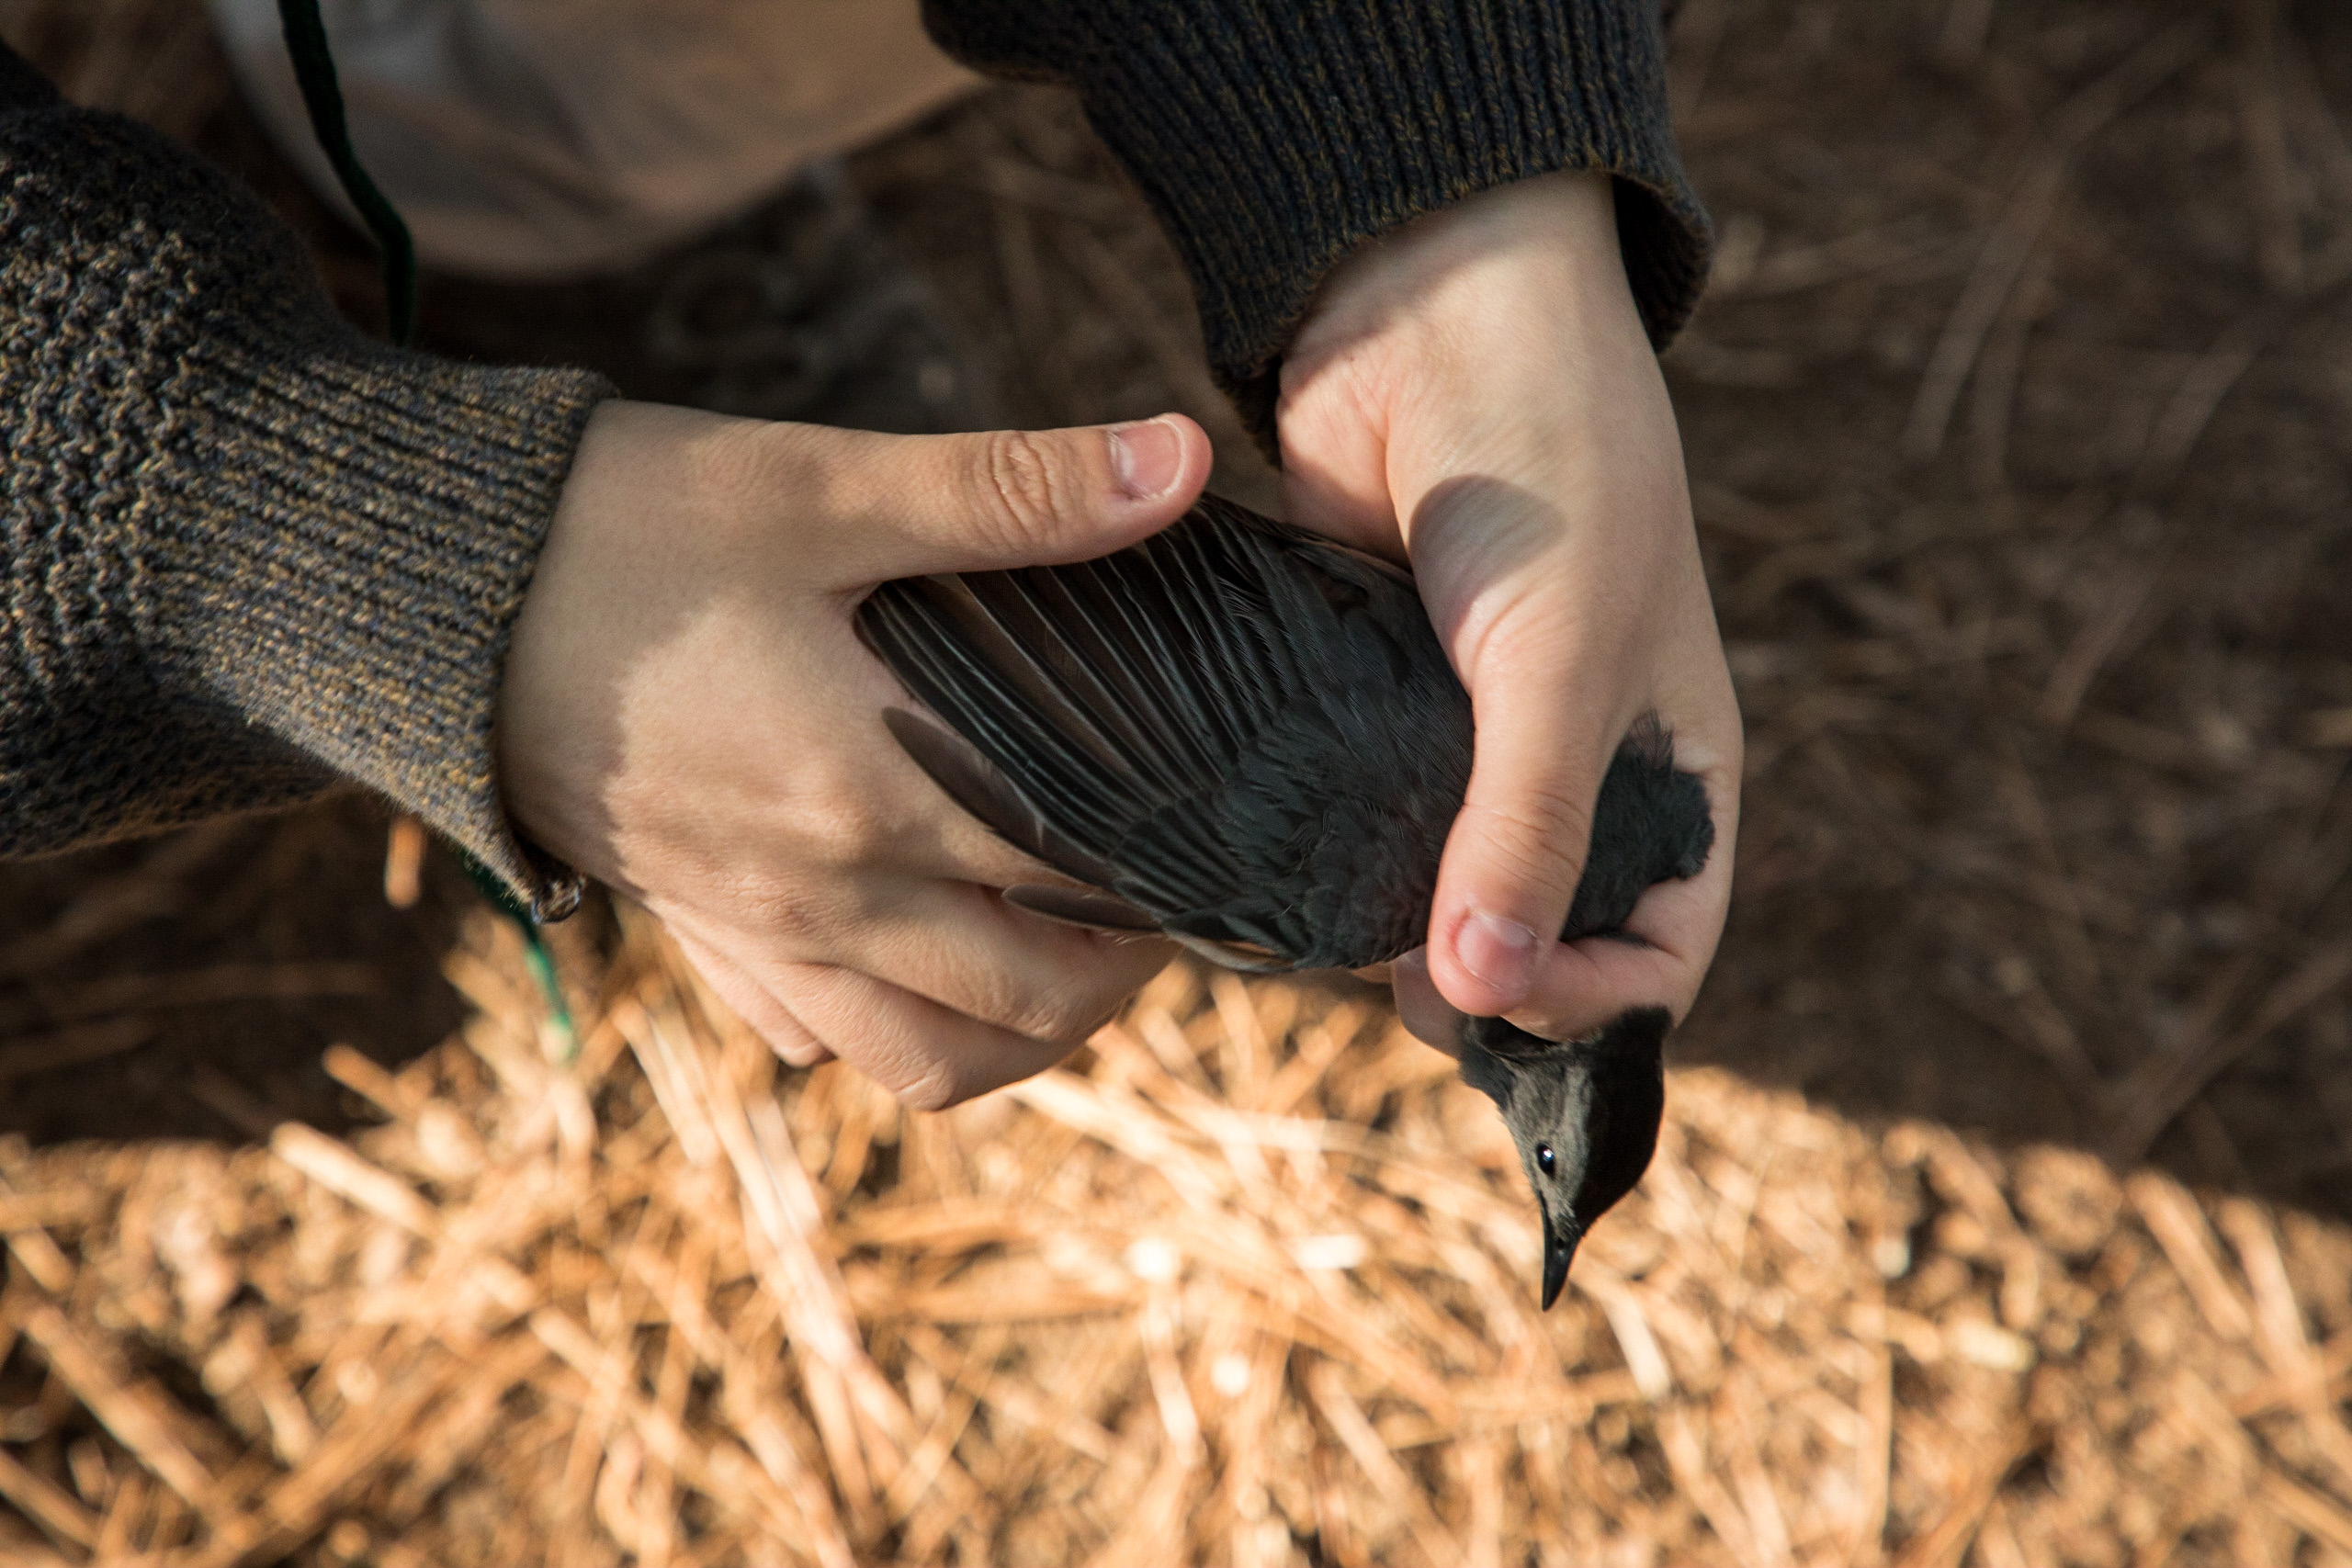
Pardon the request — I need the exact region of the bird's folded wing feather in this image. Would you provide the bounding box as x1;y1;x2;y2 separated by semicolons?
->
856;499;1392;944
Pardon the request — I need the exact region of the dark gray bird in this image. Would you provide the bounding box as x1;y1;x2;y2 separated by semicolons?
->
855;495;1713;1307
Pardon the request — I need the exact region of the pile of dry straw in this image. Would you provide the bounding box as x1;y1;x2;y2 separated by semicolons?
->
3;901;2351;1566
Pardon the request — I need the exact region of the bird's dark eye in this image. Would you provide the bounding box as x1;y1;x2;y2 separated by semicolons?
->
1536;1144;1556;1176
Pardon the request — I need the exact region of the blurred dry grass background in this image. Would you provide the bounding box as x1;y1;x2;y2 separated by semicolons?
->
4;0;2352;1562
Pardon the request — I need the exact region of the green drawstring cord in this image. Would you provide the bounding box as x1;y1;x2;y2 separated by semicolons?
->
277;0;576;1058
274;0;417;346
458;852;579;1061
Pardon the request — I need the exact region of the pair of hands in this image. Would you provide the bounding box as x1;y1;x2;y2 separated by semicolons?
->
497;171;1742;1109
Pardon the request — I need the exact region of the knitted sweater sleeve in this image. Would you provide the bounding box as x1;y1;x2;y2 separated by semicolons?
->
0;47;613;913
2;7;1698;906
921;0;1710;443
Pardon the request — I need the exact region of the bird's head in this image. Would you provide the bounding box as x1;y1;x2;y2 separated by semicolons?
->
1456;1008;1669;1310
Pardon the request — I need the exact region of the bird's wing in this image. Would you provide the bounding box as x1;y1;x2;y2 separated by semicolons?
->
855;498;1376;952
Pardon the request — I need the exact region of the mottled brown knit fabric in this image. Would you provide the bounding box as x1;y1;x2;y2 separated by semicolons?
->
0;2;1703;912
0;81;613;911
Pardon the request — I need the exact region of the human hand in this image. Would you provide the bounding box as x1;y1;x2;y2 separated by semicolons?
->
498;401;1210;1107
1278;171;1741;1046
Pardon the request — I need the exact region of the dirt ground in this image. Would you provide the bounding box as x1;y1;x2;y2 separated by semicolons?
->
3;0;2352;1563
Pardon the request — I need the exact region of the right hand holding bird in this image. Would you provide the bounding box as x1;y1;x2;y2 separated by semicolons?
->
1276;169;1744;1050
495;400;1212;1108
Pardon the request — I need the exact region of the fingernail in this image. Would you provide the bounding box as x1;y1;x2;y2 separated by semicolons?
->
1392;949;1468;1055
1108;417;1183;501
1457;910;1541;1003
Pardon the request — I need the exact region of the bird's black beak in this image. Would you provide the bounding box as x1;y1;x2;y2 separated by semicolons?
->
1539;1201;1581;1311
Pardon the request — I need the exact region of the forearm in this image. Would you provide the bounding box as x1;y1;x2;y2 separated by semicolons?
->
920;0;1711;445
0;46;612;908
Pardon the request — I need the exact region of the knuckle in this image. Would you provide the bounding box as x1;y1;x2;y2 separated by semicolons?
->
767;1031;834;1069
975;430;1069;545
792;790;892;872
988;954;1145;1046
975;976;1080;1046
1465;784;1596;893
1462;587;1577;685
894;1059;963;1113
1009;991;1114;1049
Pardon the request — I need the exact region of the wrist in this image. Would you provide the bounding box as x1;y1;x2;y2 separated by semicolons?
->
1291;171;1636;376
1280;171;1669;550
497;400;770;882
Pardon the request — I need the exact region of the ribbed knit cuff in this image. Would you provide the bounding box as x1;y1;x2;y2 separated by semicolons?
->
156;339;612;920
0;101;612;917
925;0;1711;448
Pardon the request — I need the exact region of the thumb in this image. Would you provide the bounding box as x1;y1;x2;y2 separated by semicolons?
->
1424;665;1615;1018
833;413;1212;581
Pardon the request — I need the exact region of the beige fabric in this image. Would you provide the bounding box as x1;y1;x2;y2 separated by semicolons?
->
208;0;979;276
